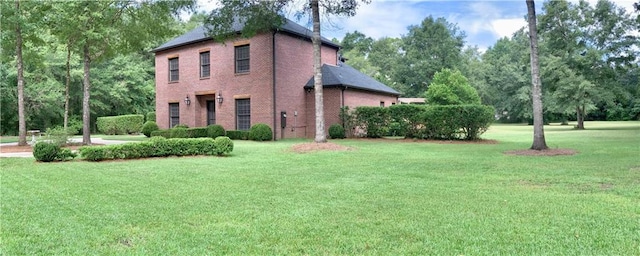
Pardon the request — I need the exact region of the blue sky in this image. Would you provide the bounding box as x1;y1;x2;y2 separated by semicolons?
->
195;0;638;52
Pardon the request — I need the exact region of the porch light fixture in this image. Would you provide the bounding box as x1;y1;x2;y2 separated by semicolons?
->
184;95;191;106
216;93;223;104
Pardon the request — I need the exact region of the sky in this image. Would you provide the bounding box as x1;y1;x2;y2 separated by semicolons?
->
194;0;638;52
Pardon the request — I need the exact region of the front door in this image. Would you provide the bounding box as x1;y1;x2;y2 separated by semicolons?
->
206;100;216;125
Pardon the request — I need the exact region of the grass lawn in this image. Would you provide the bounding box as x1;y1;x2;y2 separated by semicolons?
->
0;136;19;144
1;121;639;254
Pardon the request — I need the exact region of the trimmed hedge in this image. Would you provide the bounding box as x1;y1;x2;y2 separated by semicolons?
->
33;142;77;162
388;104;425;138
169;127;188;138
141;121;159;137
349;105;494;140
150;129;170;138
328;124;345;139
78;137;233;161
354;106;390;138
146;112;156;122
226;130;249;140
207;124;226;138
187;127;208;138
248;123;273;141
96;114;144;135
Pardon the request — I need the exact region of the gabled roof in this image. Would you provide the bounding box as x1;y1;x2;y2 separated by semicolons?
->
304;63;401;96
152;18;340;53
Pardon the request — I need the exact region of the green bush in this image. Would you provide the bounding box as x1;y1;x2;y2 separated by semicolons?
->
226;130;249;140
207;124;226;138
424;69;481;105
214;136;234;155
146;112;156;122
141;121;159;137
420;105;495;140
33;142;77;162
248;123;272;141
354;106;390;138
67;118;83;135
187;127;208;138
96;114;144;135
174;124;189;129
78;137;227;161
170;127;188;138
328;124;345;139
150;129;170;138
388;104;425;138
33;142;61;162
44;126;71;146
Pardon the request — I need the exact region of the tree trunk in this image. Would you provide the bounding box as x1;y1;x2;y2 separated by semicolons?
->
64;45;71;131
15;0;27;146
526;0;548;150
576;105;585;129
82;43;92;145
311;0;326;143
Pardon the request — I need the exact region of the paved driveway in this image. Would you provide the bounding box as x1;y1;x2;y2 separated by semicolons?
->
0;138;133;158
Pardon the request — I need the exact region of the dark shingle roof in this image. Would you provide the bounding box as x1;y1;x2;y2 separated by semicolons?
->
304;63;400;95
152;18;340;52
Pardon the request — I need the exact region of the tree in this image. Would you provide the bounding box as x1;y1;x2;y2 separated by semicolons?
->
424;68;481;105
526;0;548;150
539;0;638;127
206;0;370;143
1;1;50;145
49;1;195;145
394;16;465;97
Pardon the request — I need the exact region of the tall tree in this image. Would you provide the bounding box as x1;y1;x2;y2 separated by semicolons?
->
394;16;465;97
206;0;369;143
1;1;50;144
526;0;548;150
49;1;195;145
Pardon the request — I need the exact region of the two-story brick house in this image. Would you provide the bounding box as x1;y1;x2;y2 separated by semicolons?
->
152;19;400;139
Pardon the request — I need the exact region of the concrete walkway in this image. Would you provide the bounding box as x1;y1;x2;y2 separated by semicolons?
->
0;138;133;158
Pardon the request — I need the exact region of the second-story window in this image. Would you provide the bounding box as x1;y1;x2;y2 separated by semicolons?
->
169;57;179;82
200;51;210;78
235;45;250;73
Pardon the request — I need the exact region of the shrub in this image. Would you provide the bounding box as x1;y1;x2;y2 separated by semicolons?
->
78;137;228;161
214;136;234;155
207;124;226;138
33;142;61;162
67;118;83;135
424;69;481;105
150;129;170;138
354;106;390;138
174;124;189;129
328;124;345;139
388;104;425;138
146;111;156;122
141;121;159;137
420;105;495;140
57;148;77;161
169;127;188;138
248;124;272;141
340;106;357;138
226;130;249;140
96;114;144;135
44;126;71;146
187;127;208;138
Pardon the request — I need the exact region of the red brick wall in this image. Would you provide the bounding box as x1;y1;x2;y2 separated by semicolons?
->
274;33;339;139
155;34;275;131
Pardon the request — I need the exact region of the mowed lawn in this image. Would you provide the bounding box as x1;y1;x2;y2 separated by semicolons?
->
1;121;639;255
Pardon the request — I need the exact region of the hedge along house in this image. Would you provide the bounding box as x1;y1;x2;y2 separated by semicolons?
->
152;18;400;139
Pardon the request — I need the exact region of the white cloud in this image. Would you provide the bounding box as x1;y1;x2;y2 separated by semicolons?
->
491;18;527;38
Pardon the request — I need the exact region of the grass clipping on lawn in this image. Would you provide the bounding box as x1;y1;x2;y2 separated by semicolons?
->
290;142;354;153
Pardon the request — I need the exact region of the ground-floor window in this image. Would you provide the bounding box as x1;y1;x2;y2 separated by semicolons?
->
236;99;250;130
169;103;180;127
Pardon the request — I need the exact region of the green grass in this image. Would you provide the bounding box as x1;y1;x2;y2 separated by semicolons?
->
89;134;149;141
2;121;639;254
0;136;19;144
